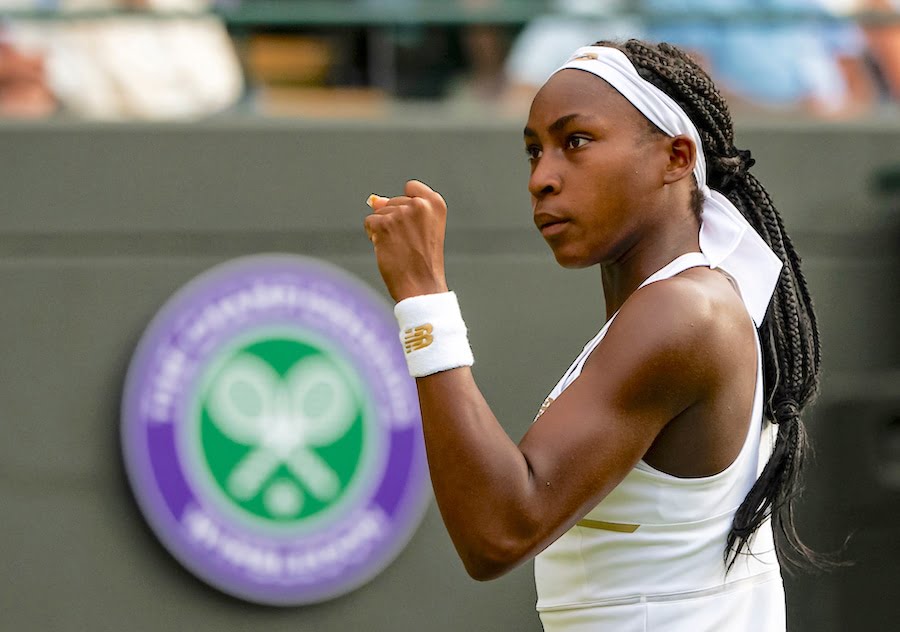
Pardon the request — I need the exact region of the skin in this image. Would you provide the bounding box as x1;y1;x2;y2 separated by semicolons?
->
364;67;757;581
0;43;56;118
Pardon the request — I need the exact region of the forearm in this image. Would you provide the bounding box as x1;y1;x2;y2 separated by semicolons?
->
364;183;553;575
415;367;543;579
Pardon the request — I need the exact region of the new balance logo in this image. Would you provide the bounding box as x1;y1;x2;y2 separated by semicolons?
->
403;324;434;353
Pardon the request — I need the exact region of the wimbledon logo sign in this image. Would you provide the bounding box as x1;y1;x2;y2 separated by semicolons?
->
121;255;429;605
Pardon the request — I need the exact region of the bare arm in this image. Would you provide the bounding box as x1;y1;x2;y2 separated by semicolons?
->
365;181;717;579
415;281;714;579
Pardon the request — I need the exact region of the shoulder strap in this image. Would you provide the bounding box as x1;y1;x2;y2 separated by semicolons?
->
636;252;710;291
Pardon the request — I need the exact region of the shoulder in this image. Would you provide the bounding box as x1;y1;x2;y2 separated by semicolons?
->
583;267;755;406
609;266;751;353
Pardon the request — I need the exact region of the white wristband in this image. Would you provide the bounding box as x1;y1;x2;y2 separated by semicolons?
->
393;291;474;378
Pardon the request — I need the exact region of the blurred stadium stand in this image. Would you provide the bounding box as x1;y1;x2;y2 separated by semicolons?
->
1;1;900;117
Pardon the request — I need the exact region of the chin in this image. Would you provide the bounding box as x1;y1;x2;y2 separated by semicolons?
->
552;249;595;269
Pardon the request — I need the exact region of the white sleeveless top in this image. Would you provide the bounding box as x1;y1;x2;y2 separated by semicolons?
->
533;252;785;631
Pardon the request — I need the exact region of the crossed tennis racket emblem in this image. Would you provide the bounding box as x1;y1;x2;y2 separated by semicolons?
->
206;353;357;515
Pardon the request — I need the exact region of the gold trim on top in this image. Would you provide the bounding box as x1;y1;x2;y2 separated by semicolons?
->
533;396;554;422
576;519;640;533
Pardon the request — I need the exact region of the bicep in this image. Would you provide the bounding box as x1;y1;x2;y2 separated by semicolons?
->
517;288;713;535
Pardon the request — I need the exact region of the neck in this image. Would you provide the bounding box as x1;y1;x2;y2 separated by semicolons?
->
600;219;701;320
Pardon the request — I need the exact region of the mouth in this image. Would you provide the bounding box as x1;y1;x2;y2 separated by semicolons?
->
539;221;569;237
535;212;570;237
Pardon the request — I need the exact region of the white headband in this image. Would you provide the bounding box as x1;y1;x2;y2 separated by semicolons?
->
554;46;783;326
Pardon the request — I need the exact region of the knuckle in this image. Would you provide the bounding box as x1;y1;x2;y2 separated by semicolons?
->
366;214;389;233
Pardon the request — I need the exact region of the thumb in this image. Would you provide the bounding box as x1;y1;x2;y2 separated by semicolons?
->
366;194;390;211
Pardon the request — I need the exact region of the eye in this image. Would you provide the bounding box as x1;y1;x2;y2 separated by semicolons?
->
566;135;590;150
525;145;542;161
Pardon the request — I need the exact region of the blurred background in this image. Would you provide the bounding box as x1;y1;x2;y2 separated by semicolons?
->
1;0;900;120
1;1;898;631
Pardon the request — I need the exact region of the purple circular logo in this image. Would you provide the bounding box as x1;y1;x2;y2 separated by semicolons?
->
121;255;429;605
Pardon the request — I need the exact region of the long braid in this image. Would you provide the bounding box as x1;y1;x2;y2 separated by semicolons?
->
596;39;824;570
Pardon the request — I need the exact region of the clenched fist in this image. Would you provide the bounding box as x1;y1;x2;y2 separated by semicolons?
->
364;179;450;303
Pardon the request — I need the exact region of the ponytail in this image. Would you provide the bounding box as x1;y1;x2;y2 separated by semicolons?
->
600;39;826;570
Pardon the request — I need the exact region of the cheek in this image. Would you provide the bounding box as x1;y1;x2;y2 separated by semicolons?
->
604;158;658;214
586;173;634;224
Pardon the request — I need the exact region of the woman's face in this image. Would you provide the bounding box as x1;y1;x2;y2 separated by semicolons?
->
524;68;673;268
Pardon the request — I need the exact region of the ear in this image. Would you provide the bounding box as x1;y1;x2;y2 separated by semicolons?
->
662;135;697;185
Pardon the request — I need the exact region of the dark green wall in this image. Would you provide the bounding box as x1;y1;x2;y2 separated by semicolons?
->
1;119;898;631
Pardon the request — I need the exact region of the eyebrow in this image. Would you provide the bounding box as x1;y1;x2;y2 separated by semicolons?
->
523;113;592;138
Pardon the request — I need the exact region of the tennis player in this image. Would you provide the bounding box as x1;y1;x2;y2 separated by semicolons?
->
364;39;821;630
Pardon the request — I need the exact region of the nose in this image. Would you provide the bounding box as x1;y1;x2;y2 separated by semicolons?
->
528;158;561;199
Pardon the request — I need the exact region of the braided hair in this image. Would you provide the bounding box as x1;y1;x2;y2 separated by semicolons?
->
595;39;823;570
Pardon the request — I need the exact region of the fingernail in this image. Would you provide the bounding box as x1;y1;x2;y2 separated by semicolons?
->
366;194;385;208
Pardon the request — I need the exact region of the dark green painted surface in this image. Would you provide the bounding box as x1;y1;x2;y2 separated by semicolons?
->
1;118;898;631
